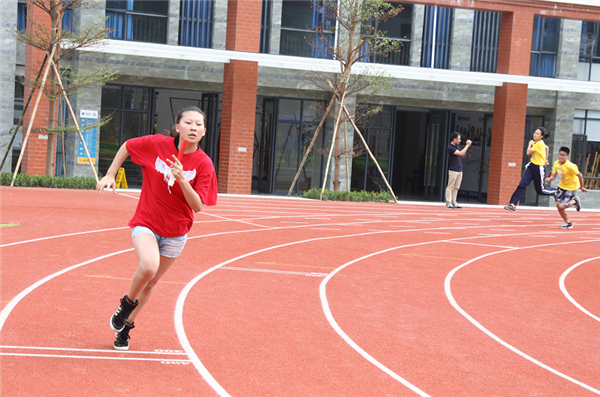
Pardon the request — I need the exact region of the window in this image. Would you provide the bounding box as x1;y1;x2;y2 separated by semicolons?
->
62;7;72;32
352;104;393;192
421;6;452;69
578;21;600;82
573;110;600;189
362;4;413;66
17;0;26;31
270;98;325;195
279;0;335;59
470;11;500;73
14;76;25;125
179;0;214;48
530;16;559;78
259;0;272;54
106;0;168;44
99;84;152;187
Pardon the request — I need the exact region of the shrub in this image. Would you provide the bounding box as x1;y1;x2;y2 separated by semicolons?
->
0;172;97;190
301;188;395;203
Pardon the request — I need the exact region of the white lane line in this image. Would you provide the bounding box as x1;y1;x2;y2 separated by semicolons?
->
446;241;517;249
321;234;600;396
0;352;191;362
320;242;435;397
201;211;271;228
0;249;133;331
311;228;341;231
445;240;600;395
4;213;595;396
559;257;600;323
0;227;129;248
175;229;397;397
0;346;186;355
220;266;328;277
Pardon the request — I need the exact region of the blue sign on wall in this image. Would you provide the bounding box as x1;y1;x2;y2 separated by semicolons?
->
78;109;98;164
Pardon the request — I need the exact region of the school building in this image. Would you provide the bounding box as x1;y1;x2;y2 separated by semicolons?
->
2;0;600;208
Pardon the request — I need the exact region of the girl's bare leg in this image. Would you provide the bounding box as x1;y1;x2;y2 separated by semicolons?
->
128;254;177;322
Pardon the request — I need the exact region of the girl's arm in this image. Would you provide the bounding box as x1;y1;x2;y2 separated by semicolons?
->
578;172;590;193
167;155;204;212
96;143;130;194
544;145;549;166
526;140;534;156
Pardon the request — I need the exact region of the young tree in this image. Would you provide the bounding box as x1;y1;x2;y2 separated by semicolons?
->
289;0;404;198
5;0;117;176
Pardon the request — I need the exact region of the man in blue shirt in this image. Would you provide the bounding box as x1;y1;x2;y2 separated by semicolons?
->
445;132;472;209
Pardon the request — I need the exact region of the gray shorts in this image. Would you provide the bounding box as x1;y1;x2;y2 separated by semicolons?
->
554;187;576;207
131;226;187;258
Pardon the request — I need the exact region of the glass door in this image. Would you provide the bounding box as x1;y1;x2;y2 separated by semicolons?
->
477;114;493;202
423;110;447;200
254;98;276;194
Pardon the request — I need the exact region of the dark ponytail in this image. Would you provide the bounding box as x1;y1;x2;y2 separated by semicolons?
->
537;126;551;139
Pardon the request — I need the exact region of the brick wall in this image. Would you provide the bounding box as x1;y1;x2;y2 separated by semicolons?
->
218;0;262;194
21;0;55;176
488;83;529;205
496;11;534;76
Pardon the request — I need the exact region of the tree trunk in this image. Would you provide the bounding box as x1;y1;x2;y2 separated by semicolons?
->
333;106;342;190
46;0;59;175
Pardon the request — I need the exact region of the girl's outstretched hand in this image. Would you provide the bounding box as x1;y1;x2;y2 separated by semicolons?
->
97;175;117;194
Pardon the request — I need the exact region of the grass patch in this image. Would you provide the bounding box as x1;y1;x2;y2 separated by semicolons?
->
301;188;395;202
1;172;96;189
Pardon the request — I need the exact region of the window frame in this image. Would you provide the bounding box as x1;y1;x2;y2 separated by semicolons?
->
279;0;336;59
105;0;169;44
573;109;600;184
530;16;560;78
579;21;600;82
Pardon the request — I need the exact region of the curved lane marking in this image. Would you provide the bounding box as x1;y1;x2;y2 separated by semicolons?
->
444;240;600;395
175;230;400;397
559;257;600;323
0;249;132;331
320;241;436;397
4;206;599;397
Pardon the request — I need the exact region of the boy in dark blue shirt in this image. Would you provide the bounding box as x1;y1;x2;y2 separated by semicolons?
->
446;132;472;209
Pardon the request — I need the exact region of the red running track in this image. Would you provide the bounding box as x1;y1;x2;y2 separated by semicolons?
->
1;186;599;396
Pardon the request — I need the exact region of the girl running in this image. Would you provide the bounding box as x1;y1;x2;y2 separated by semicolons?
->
504;126;555;212
96;106;218;350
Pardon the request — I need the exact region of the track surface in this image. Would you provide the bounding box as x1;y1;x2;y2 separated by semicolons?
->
1;186;599;396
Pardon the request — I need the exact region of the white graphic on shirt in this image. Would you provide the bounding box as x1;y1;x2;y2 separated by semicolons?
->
155;157;197;193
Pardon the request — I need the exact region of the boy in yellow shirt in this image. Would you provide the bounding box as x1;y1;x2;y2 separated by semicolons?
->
545;146;589;229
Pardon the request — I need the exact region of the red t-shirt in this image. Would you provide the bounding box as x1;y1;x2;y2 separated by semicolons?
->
126;134;218;237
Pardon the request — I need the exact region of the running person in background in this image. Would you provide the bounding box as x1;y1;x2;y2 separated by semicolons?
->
545;146;589;229
445;132;472;209
96;106;218;350
504;126;555;212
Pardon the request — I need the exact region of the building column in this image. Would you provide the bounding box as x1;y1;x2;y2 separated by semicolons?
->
487;10;534;205
1;0;18;173
22;0;54;175
488;83;529;205
218;0;261;194
410;5;425;67
449;9;474;71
